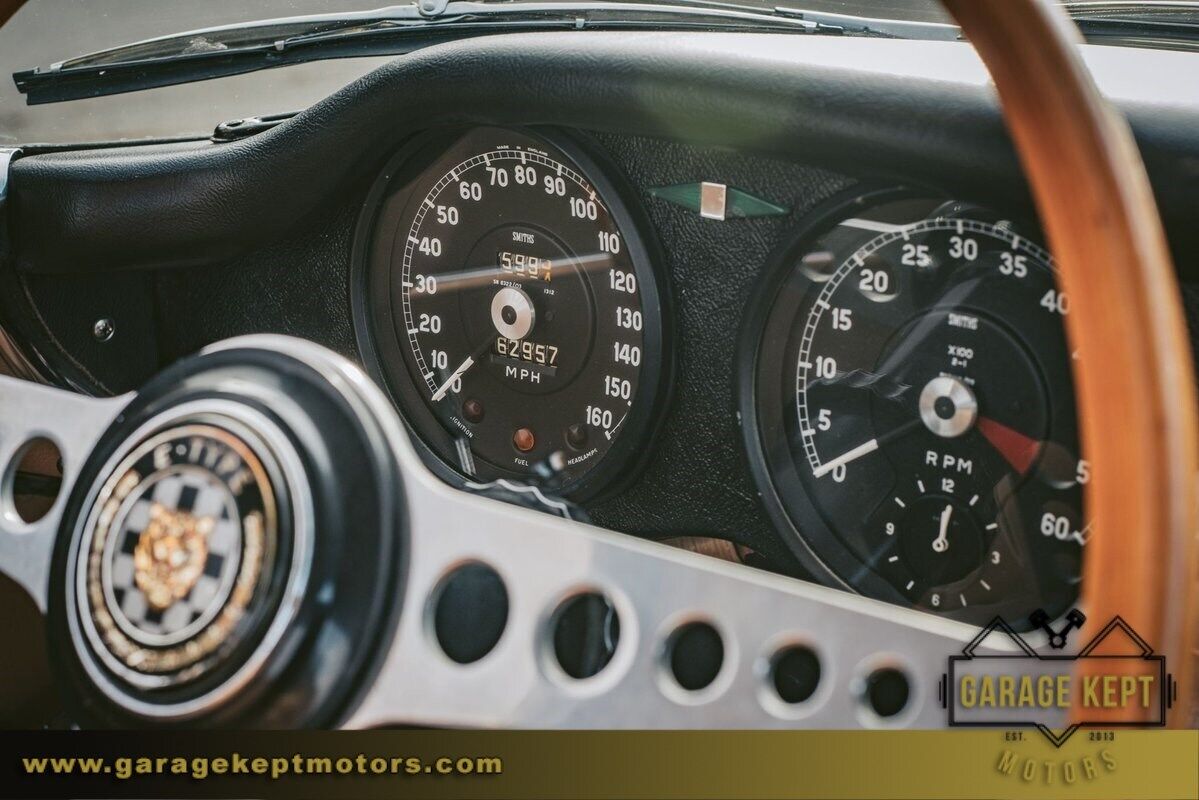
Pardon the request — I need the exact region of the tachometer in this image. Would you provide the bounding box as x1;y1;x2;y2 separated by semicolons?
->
741;191;1085;626
355;127;667;498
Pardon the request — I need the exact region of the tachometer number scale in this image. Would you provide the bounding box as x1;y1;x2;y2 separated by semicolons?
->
746;195;1086;626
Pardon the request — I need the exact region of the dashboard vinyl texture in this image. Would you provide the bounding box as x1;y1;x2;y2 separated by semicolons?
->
3;32;1199;583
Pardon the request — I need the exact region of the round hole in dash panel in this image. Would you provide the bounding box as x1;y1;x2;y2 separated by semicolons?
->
863;666;911;719
667;621;725;692
4;436;63;524
771;644;822;705
551;591;621;679
432;562;509;664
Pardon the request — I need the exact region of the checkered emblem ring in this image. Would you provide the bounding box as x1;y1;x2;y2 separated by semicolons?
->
73;421;281;692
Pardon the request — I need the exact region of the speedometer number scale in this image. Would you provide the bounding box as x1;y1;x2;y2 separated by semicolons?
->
359;128;665;497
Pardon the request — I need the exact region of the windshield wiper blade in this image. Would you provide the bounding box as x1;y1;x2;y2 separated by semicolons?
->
13;1;857;105
1064;0;1199;16
1063;2;1199;47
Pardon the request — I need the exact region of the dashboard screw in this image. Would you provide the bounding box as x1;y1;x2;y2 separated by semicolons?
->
417;0;449;16
93;318;115;342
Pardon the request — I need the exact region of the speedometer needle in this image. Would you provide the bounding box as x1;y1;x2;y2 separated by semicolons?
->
431;356;476;402
431;334;500;402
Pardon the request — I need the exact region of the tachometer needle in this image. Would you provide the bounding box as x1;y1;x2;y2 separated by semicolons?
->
977;416;1040;474
811;419;921;479
812;438;879;478
431;356;475;402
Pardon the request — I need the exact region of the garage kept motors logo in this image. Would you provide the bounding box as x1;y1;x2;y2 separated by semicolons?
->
940;611;1176;746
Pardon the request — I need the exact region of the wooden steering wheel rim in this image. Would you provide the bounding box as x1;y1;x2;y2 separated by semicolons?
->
943;0;1199;725
0;0;26;28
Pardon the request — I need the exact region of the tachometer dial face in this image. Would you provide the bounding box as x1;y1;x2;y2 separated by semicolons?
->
357;128;666;497
742;193;1085;626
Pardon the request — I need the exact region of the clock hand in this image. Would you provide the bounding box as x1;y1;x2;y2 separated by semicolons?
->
932;503;952;553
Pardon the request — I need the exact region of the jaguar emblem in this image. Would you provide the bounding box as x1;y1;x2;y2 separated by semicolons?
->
132;502;214;612
72;421;280;690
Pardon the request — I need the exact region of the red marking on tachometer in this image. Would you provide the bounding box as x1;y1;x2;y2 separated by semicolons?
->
977;416;1041;474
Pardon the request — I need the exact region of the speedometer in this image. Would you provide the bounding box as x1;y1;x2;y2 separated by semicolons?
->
355;127;668;498
741;191;1085;627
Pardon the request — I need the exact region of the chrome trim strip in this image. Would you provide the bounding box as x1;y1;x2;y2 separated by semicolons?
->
0;147;17;202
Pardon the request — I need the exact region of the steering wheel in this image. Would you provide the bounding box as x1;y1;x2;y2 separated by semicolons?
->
0;0;1193;727
943;0;1198;726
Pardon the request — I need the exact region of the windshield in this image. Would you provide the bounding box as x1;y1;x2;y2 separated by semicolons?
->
0;0;389;145
0;0;1192;145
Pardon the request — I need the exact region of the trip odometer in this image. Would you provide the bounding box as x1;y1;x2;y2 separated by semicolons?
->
356;128;666;497
742;192;1086;627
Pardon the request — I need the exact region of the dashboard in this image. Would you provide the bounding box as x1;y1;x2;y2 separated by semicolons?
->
346;125;1083;628
2;32;1198;655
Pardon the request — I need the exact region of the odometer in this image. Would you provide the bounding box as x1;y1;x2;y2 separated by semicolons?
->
356;128;667;497
741;192;1085;627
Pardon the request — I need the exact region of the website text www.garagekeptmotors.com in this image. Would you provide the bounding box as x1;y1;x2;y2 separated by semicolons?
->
21;751;504;781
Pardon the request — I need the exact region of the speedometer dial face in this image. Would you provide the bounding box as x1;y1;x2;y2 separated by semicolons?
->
357;128;666;497
742;193;1085;627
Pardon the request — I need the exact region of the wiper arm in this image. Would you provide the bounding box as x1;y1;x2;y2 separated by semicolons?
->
12;1;859;105
14;1;968;106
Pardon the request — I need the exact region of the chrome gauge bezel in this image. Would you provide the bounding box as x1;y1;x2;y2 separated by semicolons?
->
351;126;671;502
737;186;1084;627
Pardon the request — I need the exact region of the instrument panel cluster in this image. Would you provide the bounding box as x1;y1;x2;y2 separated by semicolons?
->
352;126;1087;629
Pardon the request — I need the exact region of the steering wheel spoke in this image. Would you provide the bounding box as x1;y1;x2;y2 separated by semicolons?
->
348;466;984;728
0;376;129;612
198;337;990;728
231;338;984;728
